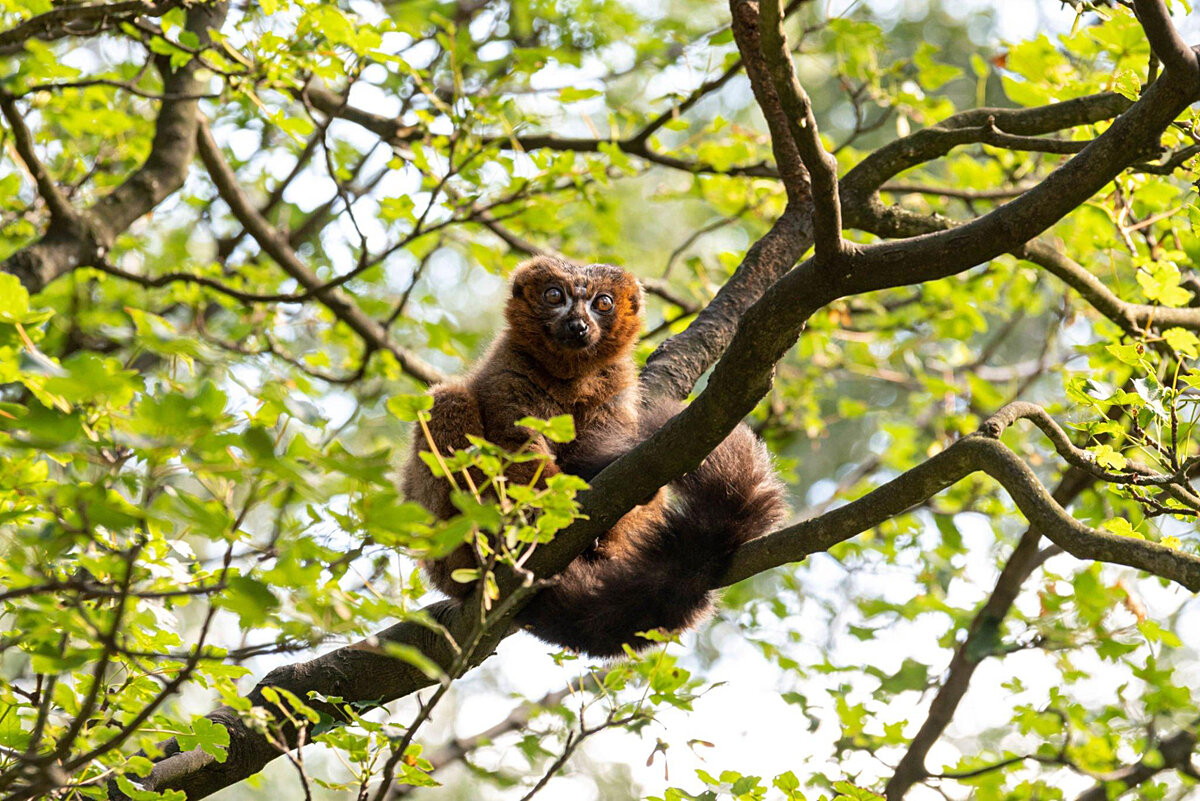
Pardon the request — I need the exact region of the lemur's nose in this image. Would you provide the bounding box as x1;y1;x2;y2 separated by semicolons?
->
565;318;589;338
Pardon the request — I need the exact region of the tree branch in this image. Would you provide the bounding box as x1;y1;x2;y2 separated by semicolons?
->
840;93;1132;206
121;602;463;799
390;672;609;798
1132;0;1200;85
304;79;779;180
1021;239;1200;335
845;187;1200;342
836;73;1195;294
724;404;1200;590
2;1;228;294
1073;725;1198;801
0;93;76;222
637;0;815;400
757;0;843;259
880;182;1036;201
882;468;1094;799
299;0;812;187
0;0;184;56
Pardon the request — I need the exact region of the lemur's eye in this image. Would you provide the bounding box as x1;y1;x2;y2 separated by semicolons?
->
593;294;614;313
544;287;565;305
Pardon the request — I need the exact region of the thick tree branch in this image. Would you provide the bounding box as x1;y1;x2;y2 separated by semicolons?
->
836;77;1196;294
758;0;843;259
723;405;1200;590
0;0;184;56
124;602;463;799
846;186;1200;342
1132;0;1200;85
728;0;809;203
884;390;1143;799
982;402;1200;508
1;1;227;294
638;0;815;400
637;206;812;401
724;427;1200;590
840;93;1132;205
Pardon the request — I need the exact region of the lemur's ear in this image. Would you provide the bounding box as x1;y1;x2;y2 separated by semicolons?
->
629;279;643;315
510;262;533;298
510;255;564;298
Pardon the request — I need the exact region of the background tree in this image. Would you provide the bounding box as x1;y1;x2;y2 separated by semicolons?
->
0;0;1199;799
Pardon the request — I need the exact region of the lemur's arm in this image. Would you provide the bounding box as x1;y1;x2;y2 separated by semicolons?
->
404;374;562;518
400;381;486;521
558;389;653;483
483;379;566;493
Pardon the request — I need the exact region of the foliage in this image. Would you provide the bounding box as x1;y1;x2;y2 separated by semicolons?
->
0;0;1198;800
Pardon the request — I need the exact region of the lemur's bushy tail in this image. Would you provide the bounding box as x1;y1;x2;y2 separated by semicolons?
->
517;399;788;657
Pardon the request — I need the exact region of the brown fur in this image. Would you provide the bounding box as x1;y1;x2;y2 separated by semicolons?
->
401;255;788;657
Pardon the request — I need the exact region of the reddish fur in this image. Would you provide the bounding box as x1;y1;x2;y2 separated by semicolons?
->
401;256;788;657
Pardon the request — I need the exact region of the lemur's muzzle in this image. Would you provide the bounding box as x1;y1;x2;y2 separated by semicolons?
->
564;317;590;339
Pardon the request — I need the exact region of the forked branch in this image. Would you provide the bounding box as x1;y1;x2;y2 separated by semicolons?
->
757;0;845;260
1133;0;1200;84
723;403;1200;591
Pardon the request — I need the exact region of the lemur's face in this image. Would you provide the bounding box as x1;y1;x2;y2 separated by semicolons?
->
506;256;643;373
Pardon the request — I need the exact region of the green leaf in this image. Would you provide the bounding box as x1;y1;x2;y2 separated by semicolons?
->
176;718;230;763
1102;518;1142;539
874;658;929;694
1112;68;1141;100
381;642;445;680
1105;342;1144;366
832;782;884;801
557;87;602;103
0;705;29;751
515;414;576;443
913;42;962;90
1092;443;1127;470
0;273;51;325
1137;262;1192;307
1163;327;1199;358
113;776;186;801
773;771;802;797
43;353;138;407
387;393;434;422
217;576;280;627
450;568;479;583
